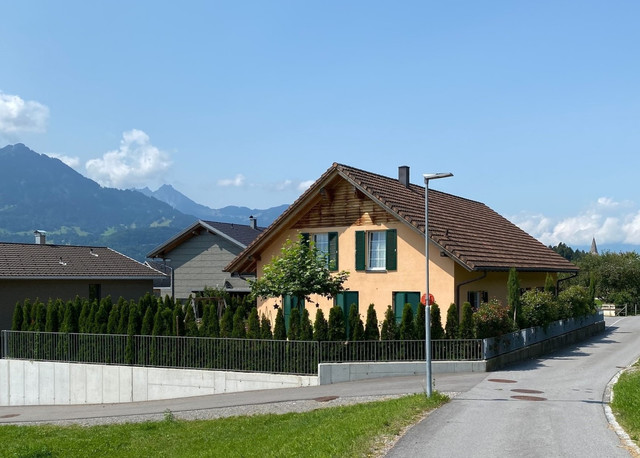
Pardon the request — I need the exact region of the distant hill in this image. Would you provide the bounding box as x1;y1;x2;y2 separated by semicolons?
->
0;144;287;260
137;184;288;227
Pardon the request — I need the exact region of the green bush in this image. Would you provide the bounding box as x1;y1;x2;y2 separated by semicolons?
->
558;285;594;318
364;304;380;341
399;303;415;340
473;299;514;339
445;303;459;339
521;290;557;328
313;309;328;342
458;302;474;339
430;304;445;340
380;306;398;340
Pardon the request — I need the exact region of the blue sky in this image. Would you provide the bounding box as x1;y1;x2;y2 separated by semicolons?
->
1;1;638;251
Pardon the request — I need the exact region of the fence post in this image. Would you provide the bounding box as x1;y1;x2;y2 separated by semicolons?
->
1;330;6;358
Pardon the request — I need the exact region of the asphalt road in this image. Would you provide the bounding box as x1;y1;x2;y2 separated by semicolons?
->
387;316;640;457
1;317;638;458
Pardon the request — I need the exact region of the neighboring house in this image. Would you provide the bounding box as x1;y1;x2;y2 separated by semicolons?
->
146;218;265;302
0;232;166;332
225;163;579;327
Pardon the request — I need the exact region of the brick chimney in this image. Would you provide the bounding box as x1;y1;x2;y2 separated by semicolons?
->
249;216;257;230
398;166;410;187
34;230;47;244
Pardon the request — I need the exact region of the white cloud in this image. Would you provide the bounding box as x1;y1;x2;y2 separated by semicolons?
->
0;92;49;134
218;174;246;187
48;153;80;169
298;180;315;192
511;197;640;248
85;129;171;189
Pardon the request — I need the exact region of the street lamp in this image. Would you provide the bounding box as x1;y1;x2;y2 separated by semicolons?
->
423;172;453;397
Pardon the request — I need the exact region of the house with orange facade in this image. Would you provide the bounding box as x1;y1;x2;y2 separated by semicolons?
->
225;163;578;327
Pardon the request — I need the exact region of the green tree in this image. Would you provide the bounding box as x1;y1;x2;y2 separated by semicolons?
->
173;303;186;337
445;303;459;339
364;304;380;341
273;308;287;340
300;308;314;341
232;306;246;338
327;306;346;341
508;267;523;328
250;234;350;306
33;300;46;332
141;307;154;335
415;304;426;341
11;302;23;331
184;303;198;337
313;309;329;342
152;308;169;336
399;304;415;340
260;314;273;340
61;301;78;333
21;299;32;331
473;299;513;339
430;304;445;340
45;299;59;333
544;273;556;294
220;307;234;338
380;306;398;341
117;300;130;335
246;307;261;339
288;308;301;340
347;304;362;341
458;302;474;339
127;304;141;336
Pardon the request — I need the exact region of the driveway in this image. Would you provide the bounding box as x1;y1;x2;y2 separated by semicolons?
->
387;316;640;457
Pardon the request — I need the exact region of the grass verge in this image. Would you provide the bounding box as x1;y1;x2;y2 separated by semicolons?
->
0;392;448;458
611;361;640;445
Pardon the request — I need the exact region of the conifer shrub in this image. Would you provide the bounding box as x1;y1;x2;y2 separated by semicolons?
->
313;309;328;342
141;307;154;335
328;306;346;341
380;305;398;341
415;303;425;340
11;302;23;331
246;307;261;339
458;302;474;339
45;299;59;333
220;306;234;338
399;304;415;340
288;307;301;340
347;304;362;341
232;306;247;338
61;301;78;333
273;308;287;340
21;299;32;331
260;314;273;340
430;303;445;340
299;308;314;341
445;303;459;339
363;304;380;341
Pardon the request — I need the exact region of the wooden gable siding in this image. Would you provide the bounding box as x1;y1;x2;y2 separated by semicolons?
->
293;179;396;229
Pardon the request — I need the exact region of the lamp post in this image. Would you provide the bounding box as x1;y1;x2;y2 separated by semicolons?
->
423;172;453;397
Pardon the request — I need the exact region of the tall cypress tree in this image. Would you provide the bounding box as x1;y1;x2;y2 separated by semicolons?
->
141;307;154;335
61;301;78;333
347;304;361;341
299;308;314;341
445;303;459;339
415;303;426;340
184;303;198;337
95;300;110;334
246;308;261;339
273;308;287;340
327;306;346;341
364;304;380;341
33;300;47;332
399;303;415;340
45;299;59;333
313;309;328;342
458;302;474;339
173;303;186;337
220;307;234;338
11;302;23;331
430;303;445;340
260;314;273;340
287;308;301;340
508;267;522;328
21;299;32;331
232;306;246;338
380;306;398;341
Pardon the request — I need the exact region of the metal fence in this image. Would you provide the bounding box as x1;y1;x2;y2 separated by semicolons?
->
1;331;484;376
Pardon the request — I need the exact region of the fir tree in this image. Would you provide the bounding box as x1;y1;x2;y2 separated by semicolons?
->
544;273;556;294
220;307;234;338
399;304;415;340
61;301;78;333
260;314;273;340
78;301;90;333
200;303;211;336
45;299;59;333
415;303;426;340
445;303;459;339
184;303;198;337
327;306;346;341
273;308;287;340
86;301;98;333
430;303;445;340
246;308;261;339
127;304;141;335
380;305;398;340
141;307;154;335
347;304;361;341
313;309;329;342
11;302;23;331
288;308;301;340
94;300;110;334
458;302;474;339
232;306;246;338
300;308;314;341
508;267;523;328
21;299;32;331
364;304;380;341
152;308;169;336
173;303;186;337
33;300;46;332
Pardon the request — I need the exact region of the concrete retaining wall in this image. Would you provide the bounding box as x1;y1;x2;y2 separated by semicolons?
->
0;360;317;406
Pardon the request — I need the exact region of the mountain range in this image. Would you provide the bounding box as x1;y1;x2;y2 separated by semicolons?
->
0;144;287;260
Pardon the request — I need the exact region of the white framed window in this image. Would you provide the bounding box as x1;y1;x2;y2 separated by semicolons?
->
313;233;329;260
368;231;386;270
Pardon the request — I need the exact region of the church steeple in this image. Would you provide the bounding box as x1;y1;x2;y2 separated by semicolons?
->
590;237;598;255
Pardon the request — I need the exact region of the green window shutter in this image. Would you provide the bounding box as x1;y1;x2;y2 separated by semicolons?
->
386;229;397;271
394;292;406;323
355;231;366;271
407;292;420;316
328;232;338;271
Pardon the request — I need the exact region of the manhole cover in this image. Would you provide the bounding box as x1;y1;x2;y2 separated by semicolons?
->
0;414;20;419
511;395;547;401
511;389;544;394
488;378;517;384
314;396;339;402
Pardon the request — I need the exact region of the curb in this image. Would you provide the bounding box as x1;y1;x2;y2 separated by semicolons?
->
604;364;640;456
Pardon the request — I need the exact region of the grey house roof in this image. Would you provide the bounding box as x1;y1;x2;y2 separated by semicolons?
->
0;242;166;280
146;219;265;259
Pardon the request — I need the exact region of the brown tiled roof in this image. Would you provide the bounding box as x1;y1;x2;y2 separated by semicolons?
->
226;163;578;273
0;243;166;279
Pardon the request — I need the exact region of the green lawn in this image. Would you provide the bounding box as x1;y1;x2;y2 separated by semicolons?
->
0;393;447;458
611;361;640;445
